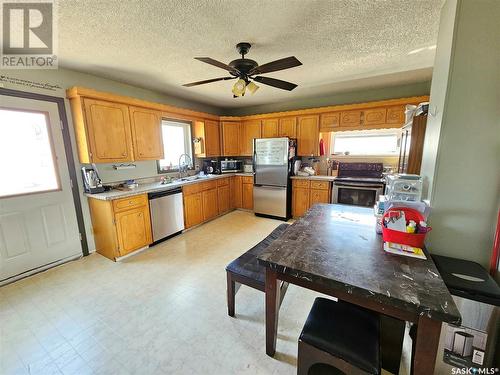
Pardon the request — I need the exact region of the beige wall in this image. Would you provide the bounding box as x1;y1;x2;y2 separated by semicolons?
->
420;0;500;267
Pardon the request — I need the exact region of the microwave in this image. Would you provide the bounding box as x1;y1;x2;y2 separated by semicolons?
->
220;159;243;173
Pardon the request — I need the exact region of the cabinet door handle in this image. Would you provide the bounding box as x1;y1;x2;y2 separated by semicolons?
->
122;152;126;156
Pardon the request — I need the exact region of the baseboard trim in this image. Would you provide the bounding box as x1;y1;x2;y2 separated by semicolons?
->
0;254;82;287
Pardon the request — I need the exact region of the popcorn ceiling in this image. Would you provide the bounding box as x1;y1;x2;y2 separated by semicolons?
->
58;0;443;108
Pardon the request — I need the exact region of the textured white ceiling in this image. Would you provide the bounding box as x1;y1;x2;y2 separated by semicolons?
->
58;0;444;109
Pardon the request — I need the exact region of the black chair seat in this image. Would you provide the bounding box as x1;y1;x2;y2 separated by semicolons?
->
300;297;380;374
226;223;290;286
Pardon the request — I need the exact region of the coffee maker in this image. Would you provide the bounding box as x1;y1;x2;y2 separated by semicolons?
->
202;159;220;175
82;166;105;193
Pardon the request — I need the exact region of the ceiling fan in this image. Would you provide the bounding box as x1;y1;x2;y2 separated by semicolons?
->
182;42;302;97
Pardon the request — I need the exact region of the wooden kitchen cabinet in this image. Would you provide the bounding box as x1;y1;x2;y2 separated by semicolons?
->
184;192;204;228
297;115;320;156
202;188;219;221
88;193;152;261
233;176;243;208
228;176;236;210
242;179;253;210
232;175;253;209
218;184;230;214
221;121;241;156
240;120;261;156
363;108;386;126
319;112;340;132
81;98;134;163
115;206;152;256
262;119;279;138
292;180;310;218
340;110;362;127
292;179;331;218
193;120;221;157
129;106;164;160
309;189;330;206
278;116;297;138
183;180;224;228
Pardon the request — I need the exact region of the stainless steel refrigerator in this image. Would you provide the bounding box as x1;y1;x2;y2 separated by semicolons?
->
253;137;296;220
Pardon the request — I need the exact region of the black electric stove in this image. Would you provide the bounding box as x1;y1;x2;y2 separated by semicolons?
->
332;163;385;207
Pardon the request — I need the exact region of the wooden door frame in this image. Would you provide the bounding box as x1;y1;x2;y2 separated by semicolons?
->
0;87;89;256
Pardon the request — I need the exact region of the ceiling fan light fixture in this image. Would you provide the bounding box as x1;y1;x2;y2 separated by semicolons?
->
246;81;259;94
232;78;246;97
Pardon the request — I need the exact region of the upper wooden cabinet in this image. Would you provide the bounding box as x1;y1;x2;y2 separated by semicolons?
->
193;120;221;157
386;105;405;124
363;108;387;126
340;110;362;127
319;112;340;132
240;120;262;156
129;106;164;161
262;118;279;138
221;121;240;156
81;98;134;163
297;115;320;156
69;94;167;164
279;117;297;138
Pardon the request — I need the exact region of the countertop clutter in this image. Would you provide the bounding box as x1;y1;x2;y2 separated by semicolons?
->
85;173;253;201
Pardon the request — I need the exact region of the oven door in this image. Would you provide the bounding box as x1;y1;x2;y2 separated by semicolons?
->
332;182;384;207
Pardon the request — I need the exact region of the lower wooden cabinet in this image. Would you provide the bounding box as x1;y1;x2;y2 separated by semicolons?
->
202;188;219;221
183;177;240;228
292;179;331;218
115;206;152;255
229;177;236;210
184;192;204;228
88;193;152;261
292;185;310;218
233;176;243;208
242;181;253;210
218;178;230;214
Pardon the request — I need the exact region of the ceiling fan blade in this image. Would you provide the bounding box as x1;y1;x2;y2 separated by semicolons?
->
194;57;240;75
182;76;236;87
249;56;302;76
253;76;298;91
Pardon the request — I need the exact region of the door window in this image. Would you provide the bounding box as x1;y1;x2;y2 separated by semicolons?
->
0;108;60;198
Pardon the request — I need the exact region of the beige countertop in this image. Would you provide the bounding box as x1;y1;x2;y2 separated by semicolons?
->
290;175;337;181
85;173;254;201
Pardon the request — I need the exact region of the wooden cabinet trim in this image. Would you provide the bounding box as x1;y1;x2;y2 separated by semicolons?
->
113;194;148;213
310;181;330;190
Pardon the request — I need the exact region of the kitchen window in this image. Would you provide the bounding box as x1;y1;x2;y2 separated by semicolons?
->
332;130;399;156
0;108;60;198
157;120;193;173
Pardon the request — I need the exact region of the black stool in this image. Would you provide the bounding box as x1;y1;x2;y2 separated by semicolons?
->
298;297;380;375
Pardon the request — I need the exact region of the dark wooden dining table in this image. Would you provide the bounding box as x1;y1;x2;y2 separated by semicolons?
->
258;204;461;374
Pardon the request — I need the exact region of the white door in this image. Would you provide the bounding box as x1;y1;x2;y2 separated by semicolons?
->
0;95;81;282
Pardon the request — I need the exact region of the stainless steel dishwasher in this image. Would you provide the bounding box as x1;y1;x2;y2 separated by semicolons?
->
148;187;185;244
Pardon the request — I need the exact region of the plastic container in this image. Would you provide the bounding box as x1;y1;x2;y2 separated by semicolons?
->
382;207;431;248
385;174;423;202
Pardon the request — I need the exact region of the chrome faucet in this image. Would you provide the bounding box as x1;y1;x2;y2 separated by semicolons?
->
178;153;192;179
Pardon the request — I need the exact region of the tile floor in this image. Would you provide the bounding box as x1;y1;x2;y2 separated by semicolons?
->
0;210;410;375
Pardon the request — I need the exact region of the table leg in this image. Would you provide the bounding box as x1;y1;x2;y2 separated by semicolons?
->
413;316;442;374
265;267;280;356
